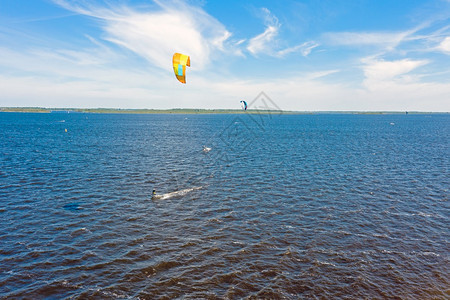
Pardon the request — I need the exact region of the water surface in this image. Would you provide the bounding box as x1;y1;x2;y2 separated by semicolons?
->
0;112;448;298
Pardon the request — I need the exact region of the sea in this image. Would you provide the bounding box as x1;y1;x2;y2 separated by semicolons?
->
0;111;448;299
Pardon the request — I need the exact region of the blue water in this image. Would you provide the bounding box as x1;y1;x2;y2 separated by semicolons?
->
0;112;448;298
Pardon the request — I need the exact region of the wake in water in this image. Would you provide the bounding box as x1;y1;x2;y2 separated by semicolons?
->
152;186;203;200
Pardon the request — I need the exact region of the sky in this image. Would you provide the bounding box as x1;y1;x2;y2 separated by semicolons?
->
0;0;449;111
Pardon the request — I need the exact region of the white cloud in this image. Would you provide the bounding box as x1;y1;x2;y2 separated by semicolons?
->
247;7;280;56
247;25;279;55
360;58;437;111
363;58;429;82
52;0;233;70
437;36;450;54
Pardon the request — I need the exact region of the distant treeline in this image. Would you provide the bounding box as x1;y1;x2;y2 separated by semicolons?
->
0;107;446;114
0;107;287;114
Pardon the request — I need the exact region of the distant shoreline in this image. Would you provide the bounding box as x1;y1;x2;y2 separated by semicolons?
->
0;107;448;114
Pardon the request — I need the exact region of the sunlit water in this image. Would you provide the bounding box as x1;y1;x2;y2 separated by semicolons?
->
0;112;448;298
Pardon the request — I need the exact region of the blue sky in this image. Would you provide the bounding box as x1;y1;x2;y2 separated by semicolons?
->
1;0;449;111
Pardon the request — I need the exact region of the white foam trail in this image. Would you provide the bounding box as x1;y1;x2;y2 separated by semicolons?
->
152;186;203;200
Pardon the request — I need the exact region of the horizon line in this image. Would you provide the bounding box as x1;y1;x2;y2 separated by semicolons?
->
1;107;449;114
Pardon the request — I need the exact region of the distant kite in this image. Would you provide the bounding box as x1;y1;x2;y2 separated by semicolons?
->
172;53;190;84
240;100;247;111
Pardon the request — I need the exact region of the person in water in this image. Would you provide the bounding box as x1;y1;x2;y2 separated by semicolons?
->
152;189;156;199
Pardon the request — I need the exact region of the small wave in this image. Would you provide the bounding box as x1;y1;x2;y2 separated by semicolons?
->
334;230;352;236
207;218;223;224
417;212;433;217
201;247;222;256
71;227;91;237
282;225;294;229
314;259;337;267
422;252;440;257
372;233;389;238
181;240;199;248
414;251;440;257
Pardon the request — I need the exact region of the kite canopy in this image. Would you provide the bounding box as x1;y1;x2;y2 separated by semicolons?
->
173;53;190;84
240;100;247;111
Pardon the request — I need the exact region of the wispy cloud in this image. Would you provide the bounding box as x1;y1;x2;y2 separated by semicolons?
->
247;7;319;58
52;0;233;70
323;31;413;50
54;2;318;63
247;8;280;56
247;25;279;55
321;20;450;59
277;41;319;57
306;69;340;80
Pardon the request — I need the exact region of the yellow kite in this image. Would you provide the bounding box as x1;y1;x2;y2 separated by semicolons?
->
172;53;190;84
